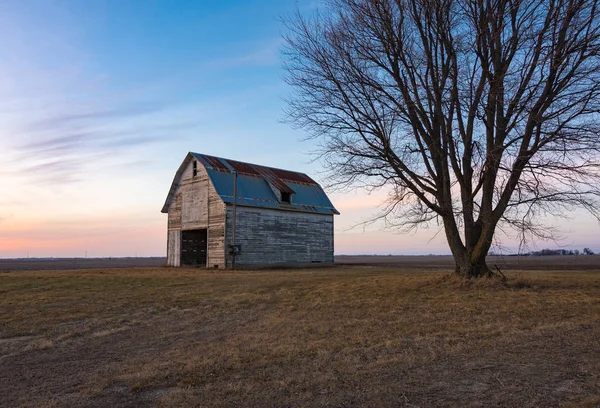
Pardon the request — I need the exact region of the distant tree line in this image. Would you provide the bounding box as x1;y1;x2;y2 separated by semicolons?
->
490;248;595;257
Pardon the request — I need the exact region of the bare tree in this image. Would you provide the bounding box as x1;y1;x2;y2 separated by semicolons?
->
283;0;600;278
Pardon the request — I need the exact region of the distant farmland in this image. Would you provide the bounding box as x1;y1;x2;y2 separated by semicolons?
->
0;257;166;271
2;254;600;271
336;254;600;271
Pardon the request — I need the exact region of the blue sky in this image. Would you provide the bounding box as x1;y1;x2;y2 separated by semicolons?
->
0;0;597;258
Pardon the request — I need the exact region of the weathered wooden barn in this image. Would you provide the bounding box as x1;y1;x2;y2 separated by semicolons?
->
161;152;339;268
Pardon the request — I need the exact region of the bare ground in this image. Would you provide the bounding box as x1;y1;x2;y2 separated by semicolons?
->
1;265;599;407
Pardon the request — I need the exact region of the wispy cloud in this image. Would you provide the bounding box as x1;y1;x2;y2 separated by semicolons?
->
203;38;284;70
0;4;203;187
4;98;199;185
5;154;109;185
22;102;166;133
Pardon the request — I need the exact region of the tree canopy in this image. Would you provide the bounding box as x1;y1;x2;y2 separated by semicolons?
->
283;0;600;278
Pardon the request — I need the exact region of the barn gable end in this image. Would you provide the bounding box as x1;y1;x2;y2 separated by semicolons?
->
164;154;226;267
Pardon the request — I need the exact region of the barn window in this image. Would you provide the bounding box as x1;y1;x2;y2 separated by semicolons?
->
192;161;197;177
281;191;291;203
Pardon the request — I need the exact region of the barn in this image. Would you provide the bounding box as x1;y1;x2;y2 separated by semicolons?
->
161;152;339;268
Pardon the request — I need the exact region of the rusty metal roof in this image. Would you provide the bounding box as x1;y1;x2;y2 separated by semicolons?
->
161;152;339;215
193;153;317;191
193;153;339;215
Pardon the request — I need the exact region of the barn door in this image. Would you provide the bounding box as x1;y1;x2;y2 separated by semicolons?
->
181;229;208;266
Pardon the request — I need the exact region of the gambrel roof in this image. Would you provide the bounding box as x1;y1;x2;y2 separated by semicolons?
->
161;152;339;215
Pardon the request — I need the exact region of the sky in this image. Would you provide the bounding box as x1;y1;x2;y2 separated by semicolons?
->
0;0;598;258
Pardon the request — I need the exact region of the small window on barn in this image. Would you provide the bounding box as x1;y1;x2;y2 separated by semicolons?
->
192;161;197;177
281;191;291;203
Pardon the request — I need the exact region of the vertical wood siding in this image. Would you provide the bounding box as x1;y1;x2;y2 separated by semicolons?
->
207;185;226;268
225;206;334;266
168;194;182;230
167;160;226;268
166;230;181;267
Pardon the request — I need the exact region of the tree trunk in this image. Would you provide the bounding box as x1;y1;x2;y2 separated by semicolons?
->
444;217;494;279
454;254;492;279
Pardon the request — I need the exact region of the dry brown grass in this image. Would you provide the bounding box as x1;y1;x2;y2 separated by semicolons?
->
1;265;600;407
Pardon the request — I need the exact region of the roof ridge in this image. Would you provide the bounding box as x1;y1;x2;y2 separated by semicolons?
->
190;152;310;178
191;152;318;186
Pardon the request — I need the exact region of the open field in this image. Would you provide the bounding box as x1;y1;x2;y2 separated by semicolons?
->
1;266;600;407
336;254;600;271
0;257;166;271
3;254;600;271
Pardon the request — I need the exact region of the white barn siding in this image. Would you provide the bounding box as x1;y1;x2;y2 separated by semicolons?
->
207;195;226;268
166;230;181;267
166;160;226;268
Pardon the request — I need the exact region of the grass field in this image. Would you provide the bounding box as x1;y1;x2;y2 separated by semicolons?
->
1;264;600;407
